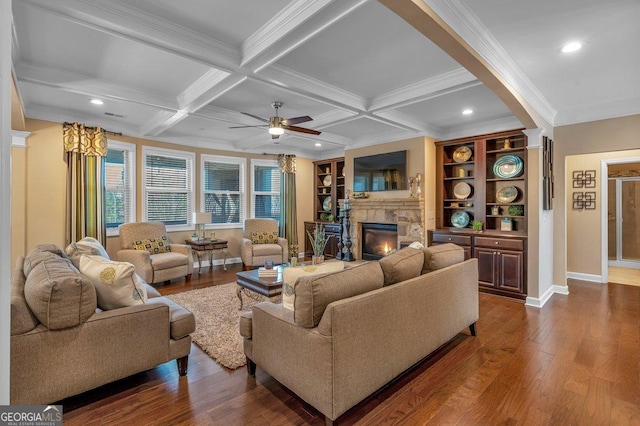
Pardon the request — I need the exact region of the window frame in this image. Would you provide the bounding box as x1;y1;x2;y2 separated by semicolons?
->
250;158;281;221
105;140;136;236
142;146;195;232
200;154;246;230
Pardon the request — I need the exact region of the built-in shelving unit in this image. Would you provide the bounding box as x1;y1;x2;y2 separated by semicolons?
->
313;157;345;222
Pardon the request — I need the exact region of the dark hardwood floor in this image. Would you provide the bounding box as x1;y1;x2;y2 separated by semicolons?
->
60;263;640;425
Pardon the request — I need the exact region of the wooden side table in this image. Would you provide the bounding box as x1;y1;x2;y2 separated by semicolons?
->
184;239;228;274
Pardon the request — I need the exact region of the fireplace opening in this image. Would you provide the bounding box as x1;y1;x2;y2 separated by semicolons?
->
361;223;398;260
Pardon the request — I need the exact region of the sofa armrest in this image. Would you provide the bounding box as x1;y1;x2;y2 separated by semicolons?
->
145;297;195;339
240;238;254;265
277;237;289;261
117;249;153;283
239;311;253;338
168;243;191;257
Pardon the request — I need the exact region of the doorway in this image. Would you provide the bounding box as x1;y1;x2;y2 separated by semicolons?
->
605;161;640;286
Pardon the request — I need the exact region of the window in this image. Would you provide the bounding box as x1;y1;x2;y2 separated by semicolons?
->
251;159;280;221
142;147;194;230
105;140;135;235
201;155;245;228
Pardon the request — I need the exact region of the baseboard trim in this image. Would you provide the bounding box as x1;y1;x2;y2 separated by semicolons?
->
567;271;604;283
525;285;569;308
198;257;242;268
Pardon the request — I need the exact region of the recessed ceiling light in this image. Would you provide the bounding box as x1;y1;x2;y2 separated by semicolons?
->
462;109;473;115
315;143;322;147
561;41;582;53
90;99;104;105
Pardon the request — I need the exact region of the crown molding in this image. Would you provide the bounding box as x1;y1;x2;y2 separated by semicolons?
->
258;64;365;112
554;96;640;127
15;61;179;110
241;0;332;66
11;131;30;148
369;67;479;111
20;0;240;71
424;0;557;126
243;0;370;72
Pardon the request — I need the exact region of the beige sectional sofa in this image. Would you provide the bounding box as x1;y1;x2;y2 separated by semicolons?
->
10;243;196;405
240;244;478;424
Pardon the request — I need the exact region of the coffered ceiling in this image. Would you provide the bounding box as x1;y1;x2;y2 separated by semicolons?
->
11;0;640;158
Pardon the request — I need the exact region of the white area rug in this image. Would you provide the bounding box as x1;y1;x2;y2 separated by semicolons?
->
167;283;261;369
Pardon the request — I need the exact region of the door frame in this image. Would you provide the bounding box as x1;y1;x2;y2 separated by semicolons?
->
600;157;640;283
609;177;640;268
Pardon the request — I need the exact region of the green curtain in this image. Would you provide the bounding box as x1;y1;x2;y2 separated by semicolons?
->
63;122;107;245
278;154;298;260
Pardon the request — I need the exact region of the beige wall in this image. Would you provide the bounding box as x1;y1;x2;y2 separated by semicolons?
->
554;114;640;285
344;136;437;231
14;118;315;262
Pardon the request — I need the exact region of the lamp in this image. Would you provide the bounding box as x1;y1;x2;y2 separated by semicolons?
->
268;117;284;135
193;212;211;239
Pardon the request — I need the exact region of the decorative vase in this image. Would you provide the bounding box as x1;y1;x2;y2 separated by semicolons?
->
312;255;324;265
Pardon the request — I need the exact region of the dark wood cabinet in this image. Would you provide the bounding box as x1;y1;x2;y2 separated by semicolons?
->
304;221;341;258
433;129;528;300
429;227;527;299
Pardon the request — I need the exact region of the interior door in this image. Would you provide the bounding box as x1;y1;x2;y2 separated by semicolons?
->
620;179;640;262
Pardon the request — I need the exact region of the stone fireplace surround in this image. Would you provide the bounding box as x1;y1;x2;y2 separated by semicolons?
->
340;198;425;260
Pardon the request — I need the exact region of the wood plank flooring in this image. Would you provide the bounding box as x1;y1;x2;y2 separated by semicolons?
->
60;264;640;425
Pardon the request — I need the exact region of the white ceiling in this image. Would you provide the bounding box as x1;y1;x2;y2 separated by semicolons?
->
11;0;640;159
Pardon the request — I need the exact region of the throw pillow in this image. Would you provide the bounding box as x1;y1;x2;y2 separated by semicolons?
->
65;237;110;268
251;231;279;245
282;261;345;310
24;258;97;330
132;236;171;254
294;261;384;328
79;255;148;310
422;243;465;274
379;247;424;286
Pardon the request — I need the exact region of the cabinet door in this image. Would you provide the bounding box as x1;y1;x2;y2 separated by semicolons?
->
497;250;524;293
474;248;497;287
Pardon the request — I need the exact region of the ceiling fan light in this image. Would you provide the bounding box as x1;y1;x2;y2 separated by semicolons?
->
268;126;284;135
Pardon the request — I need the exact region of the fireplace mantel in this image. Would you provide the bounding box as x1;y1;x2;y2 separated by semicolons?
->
341;197;425;260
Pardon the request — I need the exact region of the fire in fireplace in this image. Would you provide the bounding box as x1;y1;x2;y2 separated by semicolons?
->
361;223;398;260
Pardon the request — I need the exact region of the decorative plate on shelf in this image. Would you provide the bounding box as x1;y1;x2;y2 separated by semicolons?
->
322;196;332;212
453;182;472;199
496;186;518;203
323;174;332;186
452;146;472;163
493;155;523;178
451;211;470;228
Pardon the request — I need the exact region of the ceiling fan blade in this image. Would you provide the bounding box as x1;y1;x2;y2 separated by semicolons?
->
229;125;268;129
284;125;321;135
282;116;312;126
241;112;269;123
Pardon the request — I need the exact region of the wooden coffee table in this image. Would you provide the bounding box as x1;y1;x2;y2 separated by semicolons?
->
235;266;283;310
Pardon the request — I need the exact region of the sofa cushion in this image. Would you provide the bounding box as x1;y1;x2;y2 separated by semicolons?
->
422;243;465;273
146;297;196;339
294;261;384;328
282;261;346;310
65;237;110;267
24;258;97;330
251;231;279;245
378;247;424;286
23;244;69;277
132;236;171;254
150;252;189;269
79;255;148;310
10;257;39;335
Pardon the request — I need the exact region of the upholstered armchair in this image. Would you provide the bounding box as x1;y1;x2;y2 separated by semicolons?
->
118;222;193;284
240;218;289;270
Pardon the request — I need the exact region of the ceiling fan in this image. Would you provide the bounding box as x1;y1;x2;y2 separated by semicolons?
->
229;101;321;139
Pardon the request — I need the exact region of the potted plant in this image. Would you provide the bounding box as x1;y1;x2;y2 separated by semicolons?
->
306;223;332;264
472;220;483;232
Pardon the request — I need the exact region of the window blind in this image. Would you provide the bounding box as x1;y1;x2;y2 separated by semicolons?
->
202;157;244;225
252;162;280;221
105;142;135;231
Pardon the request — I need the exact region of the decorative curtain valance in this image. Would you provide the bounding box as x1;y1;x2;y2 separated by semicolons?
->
63;122;107;156
64;122;107;246
278;154;298;260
